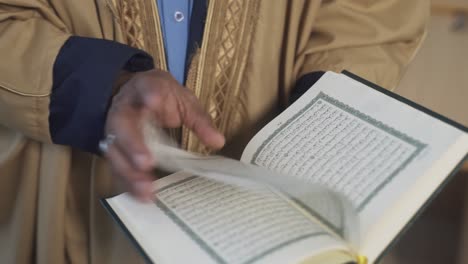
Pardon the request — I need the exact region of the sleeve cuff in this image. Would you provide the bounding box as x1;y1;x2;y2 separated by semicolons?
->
49;36;154;153
289;71;325;104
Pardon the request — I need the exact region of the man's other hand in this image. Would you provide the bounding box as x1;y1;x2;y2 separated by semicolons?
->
104;69;225;201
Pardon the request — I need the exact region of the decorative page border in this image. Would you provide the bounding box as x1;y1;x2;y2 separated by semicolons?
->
251;92;427;213
154;176;327;264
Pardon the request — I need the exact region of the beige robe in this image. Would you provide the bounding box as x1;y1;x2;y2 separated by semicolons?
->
0;0;429;263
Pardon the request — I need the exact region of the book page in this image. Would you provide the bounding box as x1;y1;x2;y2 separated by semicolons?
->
105;172;352;264
243;90;425;212
145;141;358;244
241;72;467;259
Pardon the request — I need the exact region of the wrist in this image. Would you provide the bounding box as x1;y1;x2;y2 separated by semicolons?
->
112;70;135;96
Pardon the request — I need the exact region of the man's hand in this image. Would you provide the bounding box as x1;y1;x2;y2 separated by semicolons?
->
104;69;225;201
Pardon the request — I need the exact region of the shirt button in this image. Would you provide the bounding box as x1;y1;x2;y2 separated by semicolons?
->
174;11;185;22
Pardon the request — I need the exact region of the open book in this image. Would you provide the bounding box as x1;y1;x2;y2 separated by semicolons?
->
103;71;468;264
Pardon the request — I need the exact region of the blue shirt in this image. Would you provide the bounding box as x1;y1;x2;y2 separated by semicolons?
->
156;0;193;84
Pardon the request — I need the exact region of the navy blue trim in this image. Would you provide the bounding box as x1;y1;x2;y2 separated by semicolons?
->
49;36;154;153
184;0;208;82
289;71;325;104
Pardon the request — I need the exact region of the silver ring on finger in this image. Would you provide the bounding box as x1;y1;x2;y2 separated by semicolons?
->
99;134;117;154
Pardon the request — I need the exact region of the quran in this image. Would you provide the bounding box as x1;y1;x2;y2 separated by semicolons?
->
102;71;468;264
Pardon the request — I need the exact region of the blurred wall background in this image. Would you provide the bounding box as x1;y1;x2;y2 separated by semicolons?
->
381;0;468;263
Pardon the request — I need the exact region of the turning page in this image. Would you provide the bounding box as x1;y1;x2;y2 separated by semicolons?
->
105;172;353;264
145;141;359;244
241;71;468;262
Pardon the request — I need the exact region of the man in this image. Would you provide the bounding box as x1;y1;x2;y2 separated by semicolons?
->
0;0;429;263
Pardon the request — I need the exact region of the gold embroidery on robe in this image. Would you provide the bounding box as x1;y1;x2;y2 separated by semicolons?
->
108;0;260;153
108;0;167;70
183;0;260;154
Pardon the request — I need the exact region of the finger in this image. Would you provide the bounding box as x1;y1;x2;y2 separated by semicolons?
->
105;143;154;202
131;77;182;128
182;95;225;149
129;71;225;149
142;81;184;128
158;95;183;128
192;117;226;149
108;106;155;171
135;72;172;111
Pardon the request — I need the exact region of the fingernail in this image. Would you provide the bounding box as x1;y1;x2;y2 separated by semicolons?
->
213;133;225;148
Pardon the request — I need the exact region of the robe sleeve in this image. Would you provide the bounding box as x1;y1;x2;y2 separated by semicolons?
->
0;2;153;153
293;0;430;95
